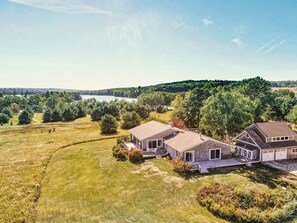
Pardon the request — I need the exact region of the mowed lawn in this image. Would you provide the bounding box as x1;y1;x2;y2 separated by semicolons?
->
37;139;297;223
37;139;226;223
0;118;127;223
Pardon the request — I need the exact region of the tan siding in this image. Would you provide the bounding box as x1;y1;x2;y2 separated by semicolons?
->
142;129;177;150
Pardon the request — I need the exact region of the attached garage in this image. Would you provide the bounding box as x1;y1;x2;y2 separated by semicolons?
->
262;150;275;161
275;149;287;160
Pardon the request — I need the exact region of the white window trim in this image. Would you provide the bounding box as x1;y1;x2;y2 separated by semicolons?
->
184;151;195;162
271;136;290;142
147;139;163;149
209;148;221;160
157;139;163;147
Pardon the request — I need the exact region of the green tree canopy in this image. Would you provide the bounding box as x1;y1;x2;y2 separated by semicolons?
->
286;105;297;124
100;114;118;134
121;111;141;129
200;91;254;140
43;108;53;123
18;110;33;125
0;113;10;125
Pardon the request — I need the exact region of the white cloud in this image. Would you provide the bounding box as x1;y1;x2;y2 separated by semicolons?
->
263;39;287;55
232;38;242;47
202;18;213;26
175;22;185;29
7;0;113;15
256;39;275;54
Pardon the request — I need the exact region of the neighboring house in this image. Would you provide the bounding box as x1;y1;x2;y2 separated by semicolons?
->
164;131;232;163
234;122;297;162
127;121;183;153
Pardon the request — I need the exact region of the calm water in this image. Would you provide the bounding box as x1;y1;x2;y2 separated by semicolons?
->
81;95;136;102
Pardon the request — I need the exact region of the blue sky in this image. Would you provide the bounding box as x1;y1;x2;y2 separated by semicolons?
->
0;0;296;89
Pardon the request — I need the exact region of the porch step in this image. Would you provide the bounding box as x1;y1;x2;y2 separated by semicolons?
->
200;168;209;174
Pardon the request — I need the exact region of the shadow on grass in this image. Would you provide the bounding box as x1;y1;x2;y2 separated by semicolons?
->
175;164;297;189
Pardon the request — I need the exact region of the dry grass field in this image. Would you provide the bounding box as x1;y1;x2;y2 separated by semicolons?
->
1;112;297;223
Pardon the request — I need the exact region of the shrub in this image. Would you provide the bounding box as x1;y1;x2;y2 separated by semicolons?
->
1;107;13;118
62;107;75;121
18;110;33;125
196;182;297;223
171;119;186;129
116;135;130;145
121;111;141;129
112;144;128;161
0;113;10;125
156;104;167;113
171;157;192;173
43;108;52;123
128;148;143;163
51;108;62;122
100;114;118;134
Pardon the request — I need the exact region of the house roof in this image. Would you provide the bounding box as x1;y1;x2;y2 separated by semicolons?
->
128;121;183;141
235;122;297;150
164;131;228;152
254;122;297;138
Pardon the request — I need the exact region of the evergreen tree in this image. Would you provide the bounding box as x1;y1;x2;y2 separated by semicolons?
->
100;114;118;134
43;108;53;123
18;110;33;125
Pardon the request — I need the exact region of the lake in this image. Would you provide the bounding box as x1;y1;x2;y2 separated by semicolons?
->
80;95;136;102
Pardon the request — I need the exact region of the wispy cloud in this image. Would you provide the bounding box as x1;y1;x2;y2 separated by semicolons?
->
256;39;275;54
232;38;242;47
7;0;113;15
175;22;185;29
202;18;213;26
263;39;287;55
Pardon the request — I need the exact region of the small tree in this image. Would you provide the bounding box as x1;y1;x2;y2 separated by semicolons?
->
100;114;118;134
62;107;75;121
1;107;13;118
43;108;52;123
91;107;102;121
286;105;297;124
51;108;62;122
0;113;10;125
121;111;141;129
18;110;33;125
128;148;143;163
10;103;20;114
171;157;192;173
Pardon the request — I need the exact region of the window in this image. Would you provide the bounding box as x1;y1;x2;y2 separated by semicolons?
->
292;148;297;154
185;152;194;162
210;148;221;160
148;140;157;149
157;140;163;147
245;133;249;138
272;136;290;142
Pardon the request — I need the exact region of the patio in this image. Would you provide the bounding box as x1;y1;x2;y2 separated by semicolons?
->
191;158;259;173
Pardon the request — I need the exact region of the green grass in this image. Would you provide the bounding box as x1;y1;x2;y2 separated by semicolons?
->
37;139;226;223
1;113;297;223
36;140;297;223
0;120;127;223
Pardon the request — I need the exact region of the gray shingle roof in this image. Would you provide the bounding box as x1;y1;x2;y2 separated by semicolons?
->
164;131;228;152
128;121;183;141
254;122;297;137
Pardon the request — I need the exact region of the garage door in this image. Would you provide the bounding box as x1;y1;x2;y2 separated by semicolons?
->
275;149;287;160
262;150;275;161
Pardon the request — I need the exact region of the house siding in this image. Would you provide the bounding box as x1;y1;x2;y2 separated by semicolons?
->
184;141;232;162
287;147;297;159
142;129;179;151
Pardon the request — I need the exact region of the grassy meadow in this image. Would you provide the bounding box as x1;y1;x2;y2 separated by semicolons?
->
1;111;297;223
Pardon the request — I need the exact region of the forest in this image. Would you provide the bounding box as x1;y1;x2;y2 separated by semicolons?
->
1;77;297;140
